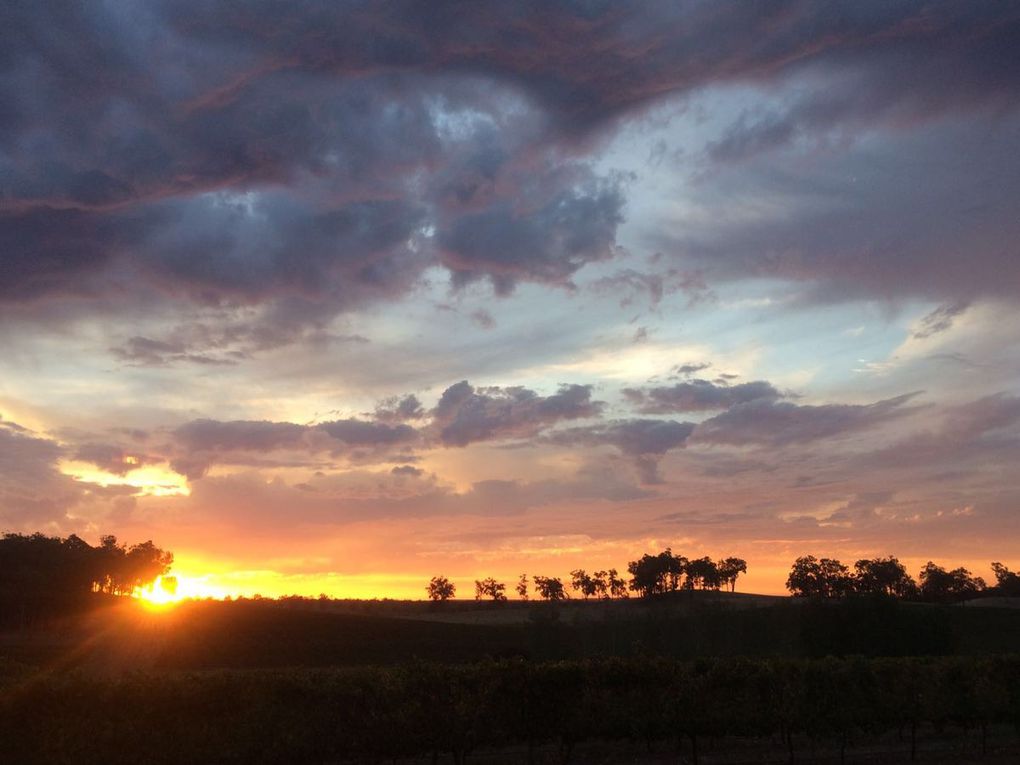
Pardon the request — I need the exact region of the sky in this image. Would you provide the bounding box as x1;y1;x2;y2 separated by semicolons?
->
2;1;1020;598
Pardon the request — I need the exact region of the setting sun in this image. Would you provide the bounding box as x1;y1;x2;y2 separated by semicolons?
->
134;575;183;608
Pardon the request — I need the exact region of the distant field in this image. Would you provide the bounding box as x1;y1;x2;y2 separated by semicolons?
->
2;591;1020;673
320;589;788;625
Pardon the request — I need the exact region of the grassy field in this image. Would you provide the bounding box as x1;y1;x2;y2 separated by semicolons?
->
3;594;1020;763
3;591;1020;672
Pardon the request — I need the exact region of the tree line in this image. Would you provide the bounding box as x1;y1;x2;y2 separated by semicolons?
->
429;548;1019;603
427;549;748;601
787;555;1020;602
0;532;173;625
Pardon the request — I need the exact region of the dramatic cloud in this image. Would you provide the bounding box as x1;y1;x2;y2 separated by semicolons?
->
654;112;1020;305
3;3;1020;596
694;393;921;447
163;379;604;478
431;381;603;447
5;1;1018;329
623;379;783;414
170;417;420;479
440;174;627;293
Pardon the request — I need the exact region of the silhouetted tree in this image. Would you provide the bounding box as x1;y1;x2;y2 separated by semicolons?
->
426;576;456;601
607;568;628;598
664;548;687;591
533;576;567;600
515;573;529;600
854;556;917;598
685;557;721;590
991;562;1020;596
0;532;172;625
918;562;985;602
474;577;507;601
786;555;854;598
570;569;599;599
628;549;685;597
716;557;747;592
591;570;610;599
123;540;175;594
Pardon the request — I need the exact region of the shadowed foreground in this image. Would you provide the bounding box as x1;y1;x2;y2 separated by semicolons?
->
3;655;1020;764
3;596;1020;763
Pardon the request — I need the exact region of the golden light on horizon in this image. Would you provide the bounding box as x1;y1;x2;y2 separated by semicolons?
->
59;460;190;497
130;551;1009;604
134;575;184;609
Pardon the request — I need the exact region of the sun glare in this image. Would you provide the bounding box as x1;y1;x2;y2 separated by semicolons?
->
134;575;187;609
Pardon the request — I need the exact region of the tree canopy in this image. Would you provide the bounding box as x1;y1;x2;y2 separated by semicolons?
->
533;575;567;600
786;555;1002;603
626;550;745;597
426;575;456;601
0;532;173;625
474;577;507;601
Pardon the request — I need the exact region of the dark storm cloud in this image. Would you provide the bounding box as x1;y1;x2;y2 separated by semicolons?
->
660;114;1020;305
150;1;1018;134
693;393;922;447
4;0;1018;327
704;9;1020;167
432;381;603;447
623;379;783;414
136;195;429;302
439;175;626;292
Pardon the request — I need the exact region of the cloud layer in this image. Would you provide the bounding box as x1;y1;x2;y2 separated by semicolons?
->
3;2;1019;596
